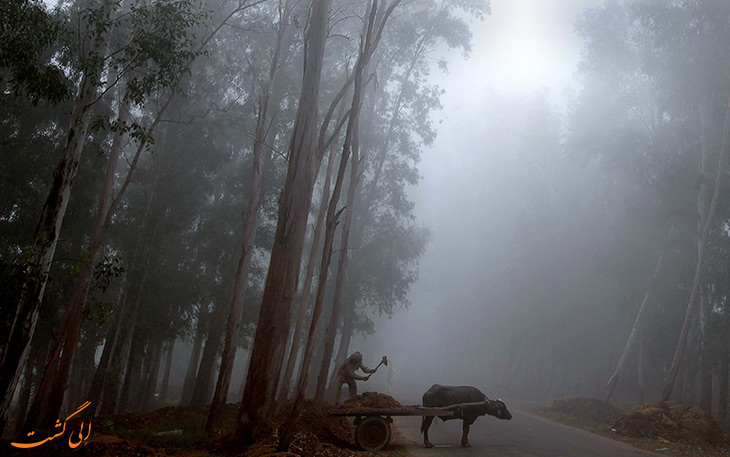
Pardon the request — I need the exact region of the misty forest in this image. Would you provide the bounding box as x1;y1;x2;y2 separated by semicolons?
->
1;0;730;456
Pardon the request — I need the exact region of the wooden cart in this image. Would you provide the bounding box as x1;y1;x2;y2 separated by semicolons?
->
328;405;458;451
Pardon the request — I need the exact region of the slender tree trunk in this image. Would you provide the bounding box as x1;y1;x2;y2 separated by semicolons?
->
39;70;179;426
327;300;354;392
40;228;109;425
190;299;228;407
278;2;402;450
22;314;66;431
314;85;364;402
18;0;248;425
159;339;175;405
140;340;164;411
604;225;673;402
87;296;124;413
181;305;207;406
12;350;36;437
104;134;172;414
103;237;154;415
699;323;713;412
68;335;96;409
0;2;116;434
309;0;390;405
306;327;327;397
98;274;130;416
112;129;177;412
637;333;645;404
93;162;169;419
233;0;331;446
304;120;355;404
662;92;730;401
697;99;713;413
206;3;292;432
235;351;251;401
718;355;728;426
40;102;129;422
118;340;141;413
276;106;343;411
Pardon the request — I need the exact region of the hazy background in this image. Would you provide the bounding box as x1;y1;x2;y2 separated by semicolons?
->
352;0;605;403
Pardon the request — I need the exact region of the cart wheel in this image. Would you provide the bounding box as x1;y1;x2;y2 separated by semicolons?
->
355;416;392;451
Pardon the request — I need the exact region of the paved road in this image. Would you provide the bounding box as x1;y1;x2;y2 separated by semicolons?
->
388;408;666;457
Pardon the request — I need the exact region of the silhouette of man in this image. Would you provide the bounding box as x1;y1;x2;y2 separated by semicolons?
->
334;351;375;404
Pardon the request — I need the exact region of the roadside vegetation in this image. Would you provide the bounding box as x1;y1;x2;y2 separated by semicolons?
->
529;397;730;457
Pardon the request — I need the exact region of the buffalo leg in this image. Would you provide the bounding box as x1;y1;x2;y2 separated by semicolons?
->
421;416;434;448
461;421;471;447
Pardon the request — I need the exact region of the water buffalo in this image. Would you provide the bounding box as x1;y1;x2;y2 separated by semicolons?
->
420;384;511;448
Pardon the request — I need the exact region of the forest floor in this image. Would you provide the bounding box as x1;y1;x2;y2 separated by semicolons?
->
4;395;729;457
1;394;406;457
528;397;730;457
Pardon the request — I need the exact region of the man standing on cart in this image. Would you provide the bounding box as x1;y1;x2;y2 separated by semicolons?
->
334;351;376;404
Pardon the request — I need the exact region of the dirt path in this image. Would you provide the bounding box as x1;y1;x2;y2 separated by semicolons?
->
389;407;667;457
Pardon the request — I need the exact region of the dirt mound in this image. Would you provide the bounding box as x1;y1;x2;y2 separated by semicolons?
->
244;432;366;457
293;399;354;446
341;392;402;409
613;401;730;446
546;397;624;424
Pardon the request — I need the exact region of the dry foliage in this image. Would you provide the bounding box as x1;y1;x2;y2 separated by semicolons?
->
341;392;402;410
613;401;730;446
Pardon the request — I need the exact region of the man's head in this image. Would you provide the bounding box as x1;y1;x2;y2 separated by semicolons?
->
348;351;362;363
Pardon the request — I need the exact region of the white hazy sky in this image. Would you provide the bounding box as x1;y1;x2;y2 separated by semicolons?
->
435;0;605;116
356;0;606;399
420;0;605;203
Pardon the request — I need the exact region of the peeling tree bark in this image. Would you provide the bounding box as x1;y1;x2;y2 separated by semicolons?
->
206;0;293;433
233;0;332;445
275;140;337;411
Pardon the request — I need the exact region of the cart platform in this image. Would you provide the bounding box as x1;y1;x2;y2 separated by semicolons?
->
328;400;488;451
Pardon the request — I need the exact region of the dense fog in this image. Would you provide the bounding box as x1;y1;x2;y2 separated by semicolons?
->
2;0;730;449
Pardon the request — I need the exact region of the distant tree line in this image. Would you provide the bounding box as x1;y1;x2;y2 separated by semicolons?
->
458;0;730;428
